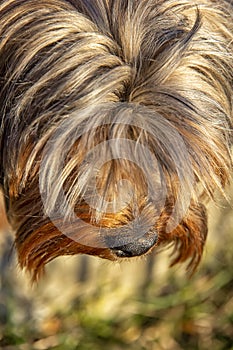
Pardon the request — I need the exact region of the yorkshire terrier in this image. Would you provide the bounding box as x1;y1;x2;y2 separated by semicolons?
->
0;0;232;280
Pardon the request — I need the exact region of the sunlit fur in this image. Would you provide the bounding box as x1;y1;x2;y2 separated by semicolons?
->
0;0;232;280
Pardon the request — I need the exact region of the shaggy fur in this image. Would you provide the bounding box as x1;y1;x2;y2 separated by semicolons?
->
0;0;232;280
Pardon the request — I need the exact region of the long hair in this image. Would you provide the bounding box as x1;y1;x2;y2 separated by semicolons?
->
0;0;232;280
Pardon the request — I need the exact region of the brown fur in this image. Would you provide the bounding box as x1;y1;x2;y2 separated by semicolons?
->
0;0;232;280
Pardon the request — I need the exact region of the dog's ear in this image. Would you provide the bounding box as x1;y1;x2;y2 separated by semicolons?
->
158;202;208;274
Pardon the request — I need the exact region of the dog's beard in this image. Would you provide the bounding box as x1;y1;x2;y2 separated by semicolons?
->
0;0;232;280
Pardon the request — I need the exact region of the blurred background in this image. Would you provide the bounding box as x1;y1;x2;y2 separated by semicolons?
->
0;189;232;350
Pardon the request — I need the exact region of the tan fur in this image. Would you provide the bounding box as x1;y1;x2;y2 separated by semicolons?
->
0;0;232;280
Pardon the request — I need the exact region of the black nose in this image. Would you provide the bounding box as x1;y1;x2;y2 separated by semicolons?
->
110;231;158;258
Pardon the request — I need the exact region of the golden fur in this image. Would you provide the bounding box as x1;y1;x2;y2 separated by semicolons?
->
0;0;232;280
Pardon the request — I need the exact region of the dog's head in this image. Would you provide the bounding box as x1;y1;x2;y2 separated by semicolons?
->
0;0;232;280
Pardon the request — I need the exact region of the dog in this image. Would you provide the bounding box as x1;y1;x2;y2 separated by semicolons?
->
0;0;232;280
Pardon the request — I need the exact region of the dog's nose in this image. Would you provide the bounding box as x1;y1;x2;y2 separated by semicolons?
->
111;231;158;258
